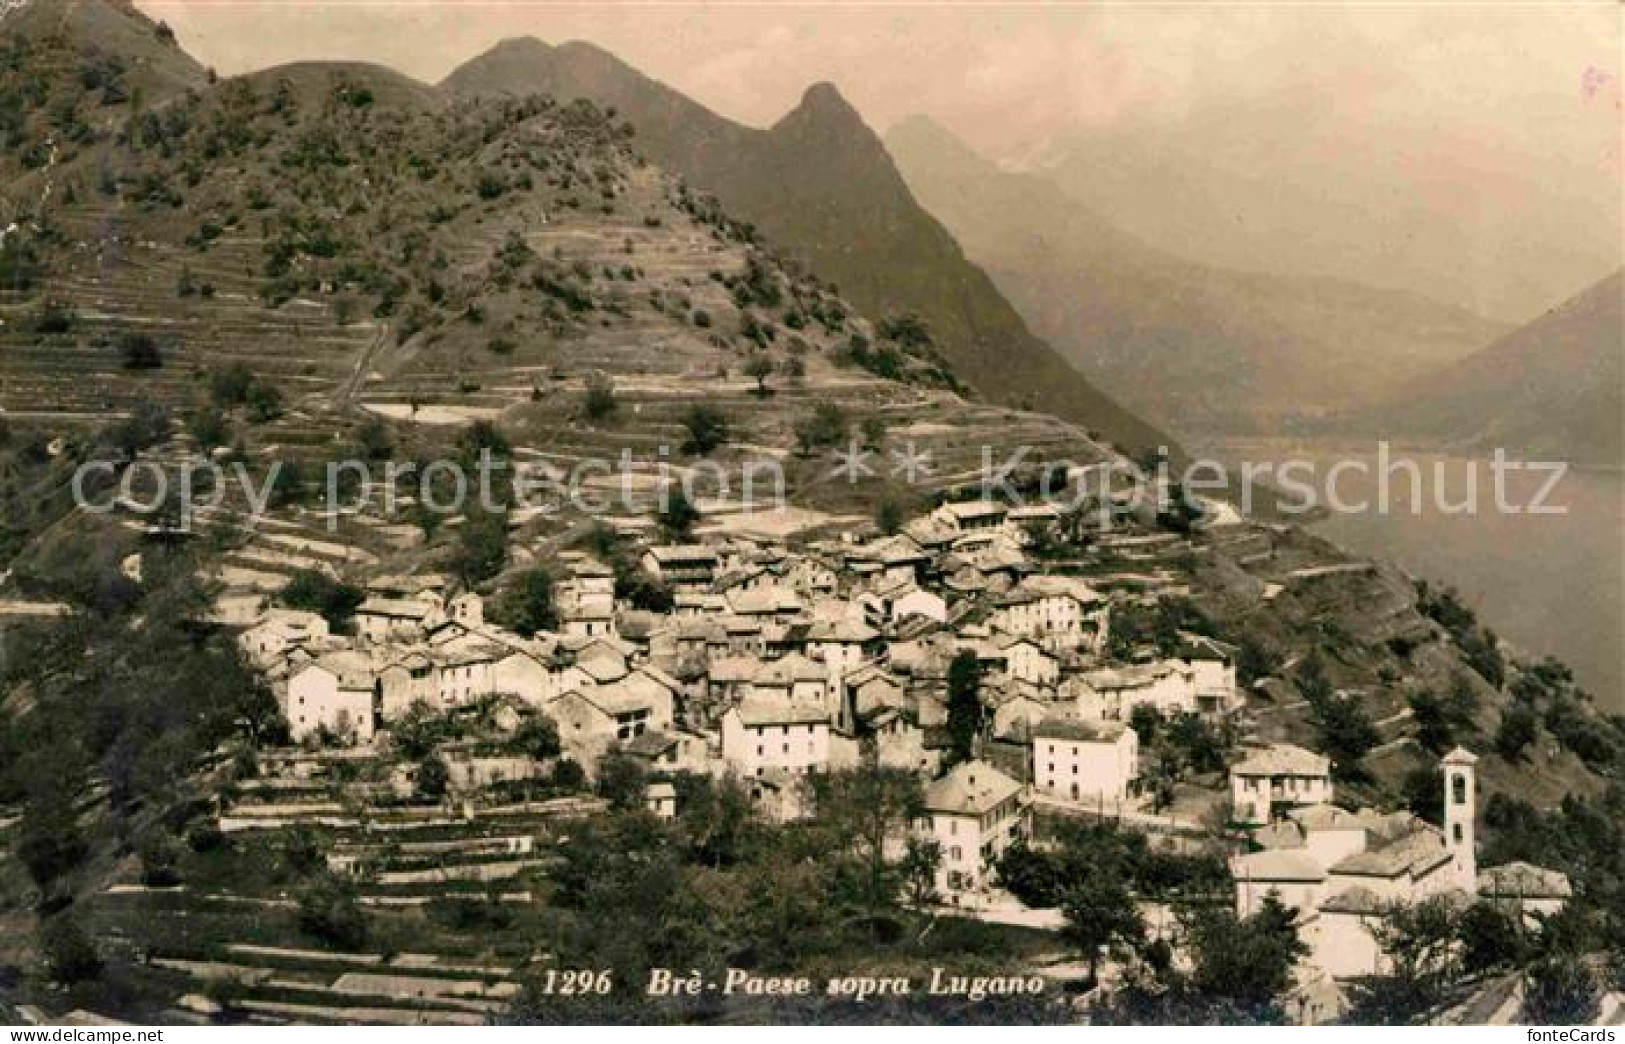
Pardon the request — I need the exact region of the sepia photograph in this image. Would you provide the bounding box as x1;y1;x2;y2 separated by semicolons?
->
0;0;1620;1032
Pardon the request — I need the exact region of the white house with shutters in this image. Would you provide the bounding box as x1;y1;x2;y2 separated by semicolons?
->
918;760;1029;897
1032;715;1139;804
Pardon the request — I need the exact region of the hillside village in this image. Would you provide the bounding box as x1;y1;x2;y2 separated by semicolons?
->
202;460;1582;1024
0;0;1622;1030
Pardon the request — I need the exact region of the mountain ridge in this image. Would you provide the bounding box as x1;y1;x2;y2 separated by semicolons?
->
1023;100;1621;324
1346;269;1624;467
884;113;1509;437
442;36;1179;458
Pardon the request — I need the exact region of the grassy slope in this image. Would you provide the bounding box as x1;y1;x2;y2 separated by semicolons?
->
441;38;1178;459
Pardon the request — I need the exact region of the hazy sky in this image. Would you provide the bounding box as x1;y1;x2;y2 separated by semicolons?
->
137;2;1618;152
137;1;1621;312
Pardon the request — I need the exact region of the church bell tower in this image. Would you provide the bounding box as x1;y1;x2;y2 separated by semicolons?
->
1442;747;1479;894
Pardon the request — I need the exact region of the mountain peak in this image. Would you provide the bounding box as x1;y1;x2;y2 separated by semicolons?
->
486;36;554;57
786;81;863;125
1;0;205;95
442;37;1175;456
554;39;617;62
770;81;879;150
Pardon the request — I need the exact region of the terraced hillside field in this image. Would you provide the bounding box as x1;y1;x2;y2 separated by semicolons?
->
1;37;1114;526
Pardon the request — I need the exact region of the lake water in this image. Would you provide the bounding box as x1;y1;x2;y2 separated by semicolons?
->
1206;439;1624;712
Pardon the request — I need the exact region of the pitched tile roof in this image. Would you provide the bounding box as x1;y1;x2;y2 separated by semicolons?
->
1233;743;1331;778
924;760;1022;816
1477;862;1572;900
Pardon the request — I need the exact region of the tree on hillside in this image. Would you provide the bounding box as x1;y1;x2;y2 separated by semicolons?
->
39;915;102;984
1402;764;1445;825
188;404;231;450
743;353;775;396
509;714;561;762
210;363;254;406
860;415;888;451
875;493;908;536
133;825;185;888
452;507;509;587
415;754;450;802
0;234;42;295
1523;952;1601;1025
1309;691;1380;782
281;569;364;630
1089;895;1306;1025
673;774;758;869
1129;704;1164;745
1182;895;1308;1019
793;401;848;455
537;812;706;1002
1410;681;1475;755
1164;711;1229;775
491;567;558;638
245;381;283;422
355;417;393;461
657;488;701;541
1346;896;1461;1024
1495;702;1539;762
297;876;369;951
679;403;730;457
616;565;674;613
117;332;163;370
805;742;926;907
108;402;170;461
1141;746;1180;815
15;790;88;896
266;457;307;509
457;419;511;464
945;650;983;765
583;372;617;422
596;752;648;813
1023;518;1063;558
1295;654;1334;704
390;702;451;761
1060;871;1145;986
900;837;943;906
1457;900;1529;972
878;312;933;351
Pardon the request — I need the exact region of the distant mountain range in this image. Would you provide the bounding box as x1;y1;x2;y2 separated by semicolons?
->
883;115;1506;439
443;38;1177;457
1348;269;1623;468
1023;98;1621;324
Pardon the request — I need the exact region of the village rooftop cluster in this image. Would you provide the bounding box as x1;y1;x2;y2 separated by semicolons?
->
229;491;1572;1021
